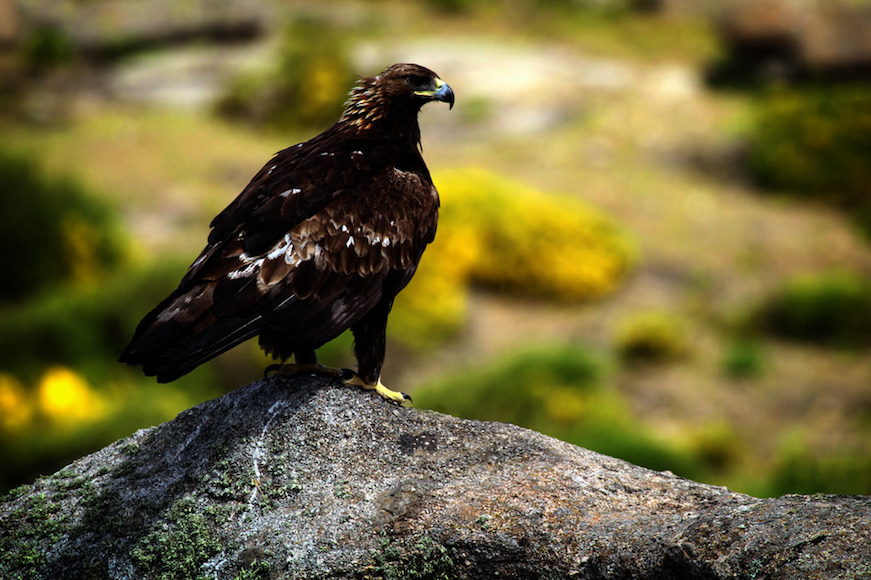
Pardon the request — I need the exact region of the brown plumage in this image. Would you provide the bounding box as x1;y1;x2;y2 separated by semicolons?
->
120;63;454;392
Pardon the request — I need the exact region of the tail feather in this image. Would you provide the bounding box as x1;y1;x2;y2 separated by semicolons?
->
122;314;264;382
119;283;266;382
146;317;264;382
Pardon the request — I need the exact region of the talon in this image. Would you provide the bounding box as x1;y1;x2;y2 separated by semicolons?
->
342;374;413;407
264;363;282;378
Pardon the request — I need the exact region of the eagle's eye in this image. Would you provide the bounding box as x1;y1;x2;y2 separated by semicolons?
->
405;74;431;91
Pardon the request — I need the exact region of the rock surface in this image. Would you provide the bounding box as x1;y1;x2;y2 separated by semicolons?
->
1;375;869;579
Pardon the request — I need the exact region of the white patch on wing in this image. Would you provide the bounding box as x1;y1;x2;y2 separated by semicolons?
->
288;224;324;262
360;229;394;248
267;234;292;259
279;188;301;198
284;248;299;266
227;259;264;279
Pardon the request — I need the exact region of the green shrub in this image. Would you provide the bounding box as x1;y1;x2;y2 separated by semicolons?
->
685;421;742;475
216;18;356;130
21;26;76;71
746;85;871;208
614;310;689;364
422;0;477;13
0;259;189;383
765;432;871;496
721;339;766;379
413;344;700;476
413;344;602;425
756;272;871;346
0;150;128;302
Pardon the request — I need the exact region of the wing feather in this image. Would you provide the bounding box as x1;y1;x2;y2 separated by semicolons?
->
121;123;440;380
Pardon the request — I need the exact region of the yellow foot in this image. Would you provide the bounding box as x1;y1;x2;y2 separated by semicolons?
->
265;363;343;379
342;374;413;407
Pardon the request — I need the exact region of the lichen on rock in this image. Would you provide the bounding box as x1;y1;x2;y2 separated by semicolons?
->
1;375;869;579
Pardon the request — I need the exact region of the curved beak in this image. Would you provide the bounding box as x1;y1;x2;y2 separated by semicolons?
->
417;78;455;110
433;78;455;110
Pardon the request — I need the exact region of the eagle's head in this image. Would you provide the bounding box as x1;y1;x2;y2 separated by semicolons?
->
340;63;454;134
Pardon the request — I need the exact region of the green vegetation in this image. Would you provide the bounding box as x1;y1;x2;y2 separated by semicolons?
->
131;498;228;579
754;271;871;347
769;433;871;496
369;535;457;580
0;492;68;577
0;472;239;579
721;339;766;380
216;18;356;130
747;85;871;199
0;259;188;383
746;85;871;233
0;150;128;303
424;0;718;63
21;26;77;71
414;344;701;477
614;310;690;364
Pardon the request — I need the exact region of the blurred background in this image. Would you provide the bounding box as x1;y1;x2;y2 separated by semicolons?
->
1;0;870;498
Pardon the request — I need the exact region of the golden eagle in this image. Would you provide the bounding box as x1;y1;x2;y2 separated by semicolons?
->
120;63;454;404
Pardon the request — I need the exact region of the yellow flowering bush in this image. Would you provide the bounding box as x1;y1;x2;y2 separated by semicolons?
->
389;223;482;346
0;367;109;432
391;167;636;346
439;167;636;300
0;374;31;431
37;366;108;424
0;366;210;491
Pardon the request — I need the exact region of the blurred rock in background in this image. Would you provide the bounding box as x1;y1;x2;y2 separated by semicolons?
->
11;0;268;57
711;0;871;84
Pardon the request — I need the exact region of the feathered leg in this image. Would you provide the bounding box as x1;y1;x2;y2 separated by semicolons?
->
345;300;411;405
